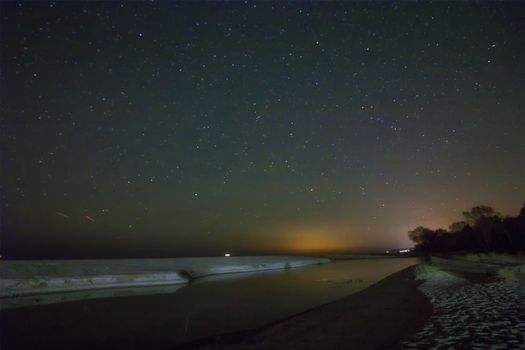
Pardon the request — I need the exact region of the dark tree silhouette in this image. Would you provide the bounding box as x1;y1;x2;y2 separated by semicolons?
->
408;203;525;254
462;206;500;250
462;206;499;226
408;226;433;244
449;221;467;233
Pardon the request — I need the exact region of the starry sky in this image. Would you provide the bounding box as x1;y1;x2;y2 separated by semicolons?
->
1;1;524;258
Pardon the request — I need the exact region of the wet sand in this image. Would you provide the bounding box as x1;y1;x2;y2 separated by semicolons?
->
180;265;432;350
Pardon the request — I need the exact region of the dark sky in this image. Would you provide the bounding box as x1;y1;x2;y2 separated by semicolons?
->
1;1;524;258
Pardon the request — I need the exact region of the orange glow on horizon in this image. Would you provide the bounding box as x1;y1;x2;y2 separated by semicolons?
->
284;227;353;253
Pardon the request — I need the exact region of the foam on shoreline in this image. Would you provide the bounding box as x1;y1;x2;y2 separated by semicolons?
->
0;256;330;297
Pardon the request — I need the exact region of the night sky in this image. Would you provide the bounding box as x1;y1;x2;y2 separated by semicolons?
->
1;2;524;258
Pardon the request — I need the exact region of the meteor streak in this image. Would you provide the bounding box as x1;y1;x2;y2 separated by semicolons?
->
55;211;70;219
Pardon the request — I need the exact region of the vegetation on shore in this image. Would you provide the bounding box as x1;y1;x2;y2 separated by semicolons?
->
498;264;525;282
408;204;525;255
452;253;525;265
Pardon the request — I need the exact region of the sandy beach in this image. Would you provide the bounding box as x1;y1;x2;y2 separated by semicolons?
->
179;260;525;350
404;262;525;349
180;265;432;350
2;258;523;349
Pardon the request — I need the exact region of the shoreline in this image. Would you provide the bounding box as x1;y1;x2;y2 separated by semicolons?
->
0;256;329;299
0;258;419;350
178;265;432;350
6;258;519;349
178;259;525;350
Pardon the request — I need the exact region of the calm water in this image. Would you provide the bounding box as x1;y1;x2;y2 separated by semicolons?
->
0;258;417;350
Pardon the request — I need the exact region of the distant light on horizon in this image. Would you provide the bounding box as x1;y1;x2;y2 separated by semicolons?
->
224;253;231;257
